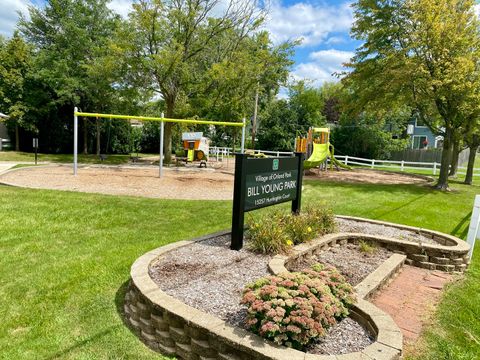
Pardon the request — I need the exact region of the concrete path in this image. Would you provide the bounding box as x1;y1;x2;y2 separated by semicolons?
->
0;163;17;175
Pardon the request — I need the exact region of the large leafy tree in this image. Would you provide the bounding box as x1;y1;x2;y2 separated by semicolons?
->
289;81;326;130
346;0;480;190
257;99;298;151
122;0;263;163
19;0;123;154
0;32;34;150
194;30;294;150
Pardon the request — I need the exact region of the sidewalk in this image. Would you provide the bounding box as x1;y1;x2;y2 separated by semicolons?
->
0;163;18;175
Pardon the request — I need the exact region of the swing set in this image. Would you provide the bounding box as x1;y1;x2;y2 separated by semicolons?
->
73;107;246;177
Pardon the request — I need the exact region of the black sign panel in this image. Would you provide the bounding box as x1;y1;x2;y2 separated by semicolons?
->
244;157;299;211
231;153;304;250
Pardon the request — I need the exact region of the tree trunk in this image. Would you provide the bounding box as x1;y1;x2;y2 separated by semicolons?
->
96;118;101;156
83;118;88;155
15;124;20;151
464;145;478;185
448;137;460;177
435;128;454;190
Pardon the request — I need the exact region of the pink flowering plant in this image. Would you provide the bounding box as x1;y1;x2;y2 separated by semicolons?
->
241;264;355;350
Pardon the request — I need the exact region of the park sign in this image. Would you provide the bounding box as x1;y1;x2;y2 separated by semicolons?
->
231;153;304;250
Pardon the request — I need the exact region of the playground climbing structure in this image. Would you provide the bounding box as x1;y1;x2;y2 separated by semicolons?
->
295;127;351;171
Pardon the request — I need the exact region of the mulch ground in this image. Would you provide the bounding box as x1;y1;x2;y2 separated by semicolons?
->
0;165;431;200
371;265;454;343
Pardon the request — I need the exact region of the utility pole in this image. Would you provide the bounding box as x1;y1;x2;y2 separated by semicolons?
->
251;84;259;150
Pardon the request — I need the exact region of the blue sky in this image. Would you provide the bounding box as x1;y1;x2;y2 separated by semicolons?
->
0;0;360;87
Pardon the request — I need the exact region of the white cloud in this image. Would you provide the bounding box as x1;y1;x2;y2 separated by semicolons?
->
263;0;353;47
0;0;30;37
325;36;346;45
292;49;353;86
108;0;134;18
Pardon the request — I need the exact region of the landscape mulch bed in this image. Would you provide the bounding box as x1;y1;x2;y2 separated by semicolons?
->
148;219;444;355
288;243;392;286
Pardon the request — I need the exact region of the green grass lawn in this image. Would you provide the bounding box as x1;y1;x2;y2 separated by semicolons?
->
1;177;479;359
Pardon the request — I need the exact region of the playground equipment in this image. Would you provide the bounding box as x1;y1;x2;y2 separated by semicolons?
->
73;108;246;177
181;132;210;162
295;127;350;171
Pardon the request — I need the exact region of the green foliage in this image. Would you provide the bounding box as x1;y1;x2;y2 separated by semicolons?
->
280;206;336;245
256;81;346;152
257;99;298;151
0;31;35;148
121;0;293;161
246;213;290;254
246;207;336;254
16;0;136;153
289;81;326;128
347;0;480;189
332;112;410;159
241;264;356;349
358;240;377;255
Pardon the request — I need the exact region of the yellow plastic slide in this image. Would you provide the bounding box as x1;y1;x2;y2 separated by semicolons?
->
304;143;329;170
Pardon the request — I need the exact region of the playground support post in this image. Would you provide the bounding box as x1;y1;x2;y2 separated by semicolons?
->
159;112;164;178
73;107;78;175
241;118;246;153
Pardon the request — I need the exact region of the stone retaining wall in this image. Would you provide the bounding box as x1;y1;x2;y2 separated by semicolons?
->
124;218;470;360
336;216;470;273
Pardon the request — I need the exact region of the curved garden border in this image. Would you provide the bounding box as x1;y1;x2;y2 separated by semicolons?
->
124;217;470;360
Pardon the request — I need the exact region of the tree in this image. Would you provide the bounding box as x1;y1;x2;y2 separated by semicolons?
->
289;81;326;130
332;109;410;160
257;99;298;151
0;32;34;150
20;0;123;154
463;123;480;185
318;82;344;124
193;30;294;150
346;0;480;190
123;0;262;163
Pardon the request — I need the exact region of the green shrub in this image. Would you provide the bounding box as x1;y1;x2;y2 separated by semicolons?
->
306;206;337;236
241;264;356;350
246;206;336;254
246;214;291;254
359;240;377;254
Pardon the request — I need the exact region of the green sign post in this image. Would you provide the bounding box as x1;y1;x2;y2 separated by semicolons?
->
231;153;304;250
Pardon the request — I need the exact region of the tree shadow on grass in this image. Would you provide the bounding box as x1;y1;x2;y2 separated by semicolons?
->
45;326;122;360
451;211;472;240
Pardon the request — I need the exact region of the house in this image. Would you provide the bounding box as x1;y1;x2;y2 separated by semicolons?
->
407;117;443;149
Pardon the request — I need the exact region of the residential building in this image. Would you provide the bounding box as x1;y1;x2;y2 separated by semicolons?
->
407;118;443;149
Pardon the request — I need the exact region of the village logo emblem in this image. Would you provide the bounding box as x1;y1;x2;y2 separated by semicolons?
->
272;159;279;171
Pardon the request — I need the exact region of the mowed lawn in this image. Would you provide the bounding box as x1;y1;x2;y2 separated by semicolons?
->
0;176;479;359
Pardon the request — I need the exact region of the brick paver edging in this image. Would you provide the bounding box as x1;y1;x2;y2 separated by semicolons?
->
125;217;469;359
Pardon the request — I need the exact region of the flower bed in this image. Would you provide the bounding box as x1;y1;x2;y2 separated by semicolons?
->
124;217;470;360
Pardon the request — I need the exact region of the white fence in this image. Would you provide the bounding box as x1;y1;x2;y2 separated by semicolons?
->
335;155;480;177
209;149;479;176
209;147;294;160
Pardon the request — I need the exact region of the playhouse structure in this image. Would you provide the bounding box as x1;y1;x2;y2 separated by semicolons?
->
181;132;210;162
295;127;350;170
